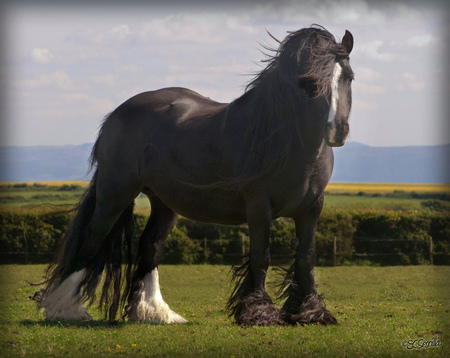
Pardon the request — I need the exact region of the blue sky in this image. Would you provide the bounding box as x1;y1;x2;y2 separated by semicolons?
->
1;0;449;147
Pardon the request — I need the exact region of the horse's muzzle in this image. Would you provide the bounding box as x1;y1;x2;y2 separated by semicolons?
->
325;122;349;147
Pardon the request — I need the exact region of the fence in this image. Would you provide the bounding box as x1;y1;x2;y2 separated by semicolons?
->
5;235;445;266
333;236;440;266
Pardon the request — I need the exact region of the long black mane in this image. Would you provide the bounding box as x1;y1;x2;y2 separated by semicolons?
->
221;25;350;187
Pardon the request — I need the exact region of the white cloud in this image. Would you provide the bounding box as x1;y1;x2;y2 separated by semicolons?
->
355;67;382;81
13;71;73;90
31;48;54;63
91;74;115;86
389;2;421;23
61;93;115;115
121;64;140;73
111;24;132;39
396;83;405;92
360;40;395;62
37;102;67;118
140;13;228;43
354;100;378;111
204;59;249;74
355;82;386;95
406;34;440;48
324;0;386;26
409;82;425;91
401;72;416;81
279;0;386;26
165;72;223;86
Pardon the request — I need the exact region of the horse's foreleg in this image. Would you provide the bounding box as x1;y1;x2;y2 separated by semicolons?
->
228;197;281;326
281;194;337;325
124;196;187;324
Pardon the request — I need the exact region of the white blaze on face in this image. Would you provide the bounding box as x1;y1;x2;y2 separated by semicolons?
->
327;62;343;131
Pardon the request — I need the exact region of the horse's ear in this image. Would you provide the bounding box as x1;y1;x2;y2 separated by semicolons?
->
342;30;354;54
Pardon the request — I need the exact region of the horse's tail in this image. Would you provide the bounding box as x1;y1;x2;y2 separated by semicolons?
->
40;169;134;321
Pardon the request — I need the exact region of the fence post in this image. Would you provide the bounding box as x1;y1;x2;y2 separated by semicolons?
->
429;236;433;265
22;222;28;265
333;236;337;266
204;237;207;258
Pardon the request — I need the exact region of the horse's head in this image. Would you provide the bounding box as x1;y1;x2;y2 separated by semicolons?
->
280;27;354;147
324;30;354;147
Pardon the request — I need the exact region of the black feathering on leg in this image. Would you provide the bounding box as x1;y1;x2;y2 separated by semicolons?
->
276;261;337;326
227;259;282;326
283;294;337;326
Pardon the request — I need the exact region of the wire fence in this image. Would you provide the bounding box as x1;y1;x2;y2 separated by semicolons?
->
2;235;447;266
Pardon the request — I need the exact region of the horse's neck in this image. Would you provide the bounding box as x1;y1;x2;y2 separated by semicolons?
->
225;88;328;173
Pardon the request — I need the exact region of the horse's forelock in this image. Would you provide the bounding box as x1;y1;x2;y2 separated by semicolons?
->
246;26;344;99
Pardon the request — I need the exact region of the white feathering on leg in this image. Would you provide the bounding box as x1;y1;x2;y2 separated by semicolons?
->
127;268;188;324
40;269;92;321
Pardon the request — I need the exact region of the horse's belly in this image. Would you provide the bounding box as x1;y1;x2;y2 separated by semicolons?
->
145;183;248;225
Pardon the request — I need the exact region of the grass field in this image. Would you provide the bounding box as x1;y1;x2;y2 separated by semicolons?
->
1;181;449;212
0;265;448;357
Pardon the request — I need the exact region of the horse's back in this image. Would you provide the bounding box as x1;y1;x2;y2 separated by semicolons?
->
115;87;228;123
94;87;228;165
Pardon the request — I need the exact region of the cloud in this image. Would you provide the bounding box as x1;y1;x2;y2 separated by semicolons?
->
165;72;223;86
91;74;115;86
278;0;386;26
60;93;115;115
13;71;74;90
355;66;382;81
111;24;132;40
140;13;227;43
121;64;140;73
323;0;386;26
37;102;68;118
401;72;416;81
360;40;395;62
356;82;386;95
406;34;440;48
354;100;378;111
31;48;54;63
409;82;425;91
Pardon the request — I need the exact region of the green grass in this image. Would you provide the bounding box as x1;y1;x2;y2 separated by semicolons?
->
2;183;448;212
1;265;448;357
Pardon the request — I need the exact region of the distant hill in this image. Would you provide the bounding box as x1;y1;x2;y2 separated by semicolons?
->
0;143;93;182
331;142;450;183
0;142;449;183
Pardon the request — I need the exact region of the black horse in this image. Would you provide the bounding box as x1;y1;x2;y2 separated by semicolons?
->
39;25;354;326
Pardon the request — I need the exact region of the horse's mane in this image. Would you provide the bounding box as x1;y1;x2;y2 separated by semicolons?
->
223;25;350;188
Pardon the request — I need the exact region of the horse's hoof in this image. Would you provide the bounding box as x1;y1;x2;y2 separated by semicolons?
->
235;310;283;327
282;294;338;326
283;309;338;326
233;292;283;327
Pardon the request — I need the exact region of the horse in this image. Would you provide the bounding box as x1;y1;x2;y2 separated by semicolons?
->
38;25;354;326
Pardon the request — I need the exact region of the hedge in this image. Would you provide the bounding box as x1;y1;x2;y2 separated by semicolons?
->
0;209;448;265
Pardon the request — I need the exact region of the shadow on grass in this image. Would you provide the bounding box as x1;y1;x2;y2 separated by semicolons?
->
19;318;196;329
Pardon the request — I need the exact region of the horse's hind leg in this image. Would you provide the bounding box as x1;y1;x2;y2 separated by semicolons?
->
281;194;337;325
40;171;139;321
125;195;188;324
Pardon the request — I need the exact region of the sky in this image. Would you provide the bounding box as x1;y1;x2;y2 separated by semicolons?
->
1;0;449;148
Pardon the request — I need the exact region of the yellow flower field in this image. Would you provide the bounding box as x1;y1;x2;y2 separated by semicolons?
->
326;182;450;194
1;181;449;196
0;181;89;187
